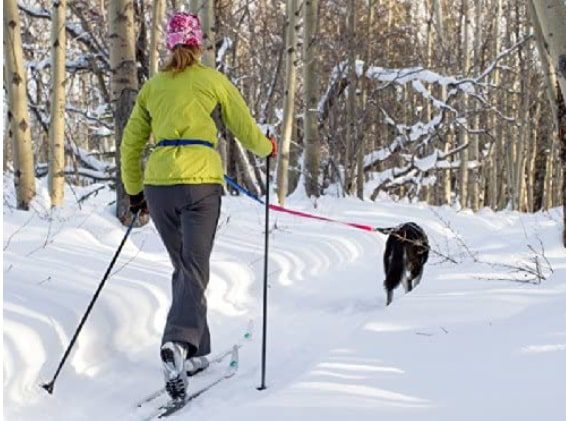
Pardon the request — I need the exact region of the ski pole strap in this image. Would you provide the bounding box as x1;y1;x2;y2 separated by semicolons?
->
156;139;215;148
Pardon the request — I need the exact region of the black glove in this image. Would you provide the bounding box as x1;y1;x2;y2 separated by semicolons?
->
129;191;148;215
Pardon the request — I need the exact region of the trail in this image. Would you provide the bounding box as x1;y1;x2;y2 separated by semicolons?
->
3;184;565;420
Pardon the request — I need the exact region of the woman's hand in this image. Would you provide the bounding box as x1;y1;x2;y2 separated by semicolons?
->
129;191;149;216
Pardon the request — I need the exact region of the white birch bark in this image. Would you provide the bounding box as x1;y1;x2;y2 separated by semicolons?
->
431;0;451;205
531;0;566;98
48;0;67;207
469;0;481;210
458;0;470;208
488;0;503;209
4;0;36;210
530;0;566;241
190;0;215;68
149;0;164;77
276;0;299;205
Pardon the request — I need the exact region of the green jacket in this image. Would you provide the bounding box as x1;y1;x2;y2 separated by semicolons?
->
120;63;272;195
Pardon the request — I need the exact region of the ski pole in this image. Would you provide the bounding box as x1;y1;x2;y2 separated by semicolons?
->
258;154;271;391
41;211;139;394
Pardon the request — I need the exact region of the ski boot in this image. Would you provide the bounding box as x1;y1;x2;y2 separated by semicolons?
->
160;342;188;401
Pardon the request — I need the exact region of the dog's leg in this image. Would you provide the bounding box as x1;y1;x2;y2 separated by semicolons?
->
405;274;413;293
412;271;423;288
386;288;393;306
383;233;404;307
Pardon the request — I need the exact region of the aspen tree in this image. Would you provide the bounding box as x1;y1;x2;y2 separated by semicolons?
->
4;0;36;210
303;0;320;197
109;0;139;222
48;0;67;207
277;0;299;205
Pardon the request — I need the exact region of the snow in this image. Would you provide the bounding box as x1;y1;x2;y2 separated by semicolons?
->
345;59;475;94
70;145;111;172
216;37;233;67
414;151;439;172
91;126;113;137
363;145;397;167
3;177;566;420
258;124;276;137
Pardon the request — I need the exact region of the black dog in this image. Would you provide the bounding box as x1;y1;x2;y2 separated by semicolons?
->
381;222;429;306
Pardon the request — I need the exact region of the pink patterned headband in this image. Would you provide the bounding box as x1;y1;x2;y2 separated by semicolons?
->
166;12;203;50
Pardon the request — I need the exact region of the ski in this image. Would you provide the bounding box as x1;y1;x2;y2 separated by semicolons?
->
136;322;253;408
135;345;238;408
141;346;239;420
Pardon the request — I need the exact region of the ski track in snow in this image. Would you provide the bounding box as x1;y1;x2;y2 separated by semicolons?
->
3;185;566;421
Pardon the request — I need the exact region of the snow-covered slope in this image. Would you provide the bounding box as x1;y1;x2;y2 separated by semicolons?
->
3;180;565;420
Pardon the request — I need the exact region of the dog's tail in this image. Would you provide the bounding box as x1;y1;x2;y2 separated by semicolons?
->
384;236;405;294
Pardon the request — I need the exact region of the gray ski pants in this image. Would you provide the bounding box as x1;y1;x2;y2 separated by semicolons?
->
145;183;222;357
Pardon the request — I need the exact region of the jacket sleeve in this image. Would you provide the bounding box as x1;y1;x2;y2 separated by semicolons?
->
120;83;151;195
217;75;272;157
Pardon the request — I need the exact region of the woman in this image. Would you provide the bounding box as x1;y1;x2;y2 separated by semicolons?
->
120;12;276;401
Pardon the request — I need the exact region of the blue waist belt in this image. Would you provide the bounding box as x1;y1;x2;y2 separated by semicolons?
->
155;138;251;194
156;139;214;148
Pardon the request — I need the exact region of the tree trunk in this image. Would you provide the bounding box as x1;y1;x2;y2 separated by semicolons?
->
4;0;36;210
458;0;470;208
525;101;540;212
48;0;67;207
502;4;516;210
357;0;375;200
276;0;298;205
303;0;320;197
544;128;556;209
432;0;444;44
486;0;503;209
527;0;559;211
109;0;139;223
441;86;452;205
419;0;433;204
345;0;356;196
149;0;164;77
528;0;560;126
530;0;566;244
234;139;261;197
191;0;215;68
531;0;566;98
514;3;528;212
559;88;566;245
554;129;562;207
432;0;451;205
3;109;11;172
505;78;518;210
469;0;482;211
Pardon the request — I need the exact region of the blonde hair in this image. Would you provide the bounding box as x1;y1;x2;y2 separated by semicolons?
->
162;45;202;74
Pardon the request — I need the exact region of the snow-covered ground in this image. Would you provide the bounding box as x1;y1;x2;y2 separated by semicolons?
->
3;178;565;421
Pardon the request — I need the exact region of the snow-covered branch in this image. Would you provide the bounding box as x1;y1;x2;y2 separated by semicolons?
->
368;142;476;200
18;2;110;70
35;164;114;182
